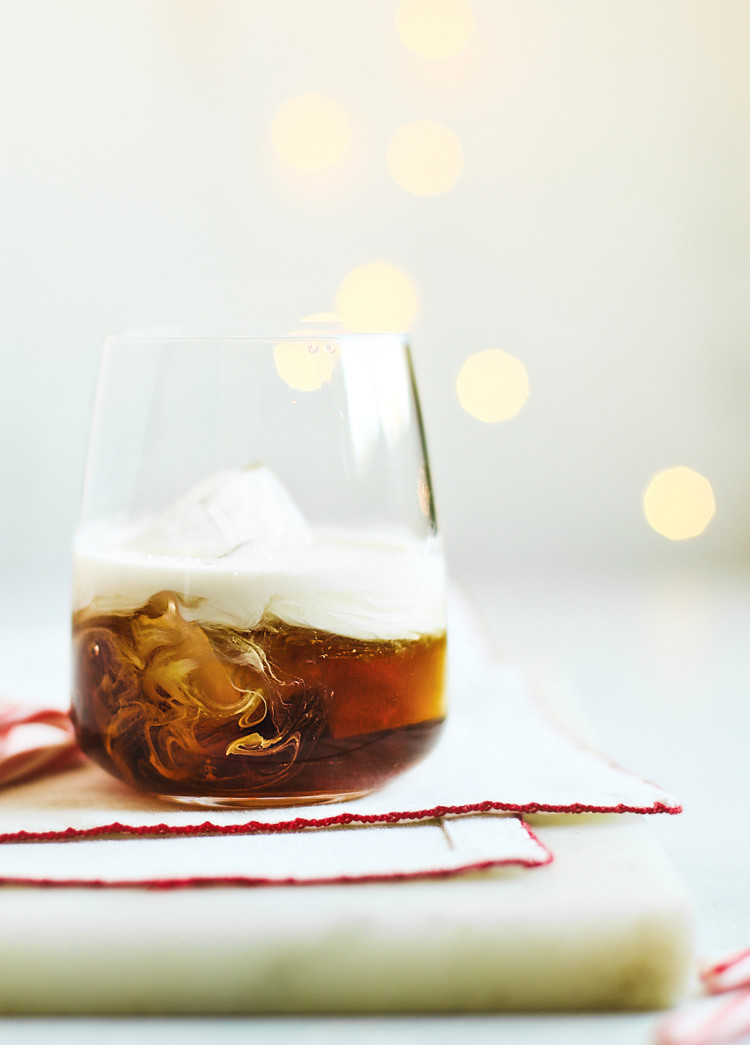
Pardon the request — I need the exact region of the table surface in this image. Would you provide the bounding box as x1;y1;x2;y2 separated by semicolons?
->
1;567;748;1043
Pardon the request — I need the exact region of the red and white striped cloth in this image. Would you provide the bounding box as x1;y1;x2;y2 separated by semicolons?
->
656;950;750;1045
0;704;82;788
699;949;750;996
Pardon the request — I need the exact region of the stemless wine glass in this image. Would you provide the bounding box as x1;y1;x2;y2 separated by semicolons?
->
71;333;446;807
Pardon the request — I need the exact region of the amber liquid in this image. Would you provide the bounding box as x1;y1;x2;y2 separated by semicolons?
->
71;591;446;804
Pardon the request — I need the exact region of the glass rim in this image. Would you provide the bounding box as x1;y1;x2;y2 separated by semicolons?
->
104;330;411;345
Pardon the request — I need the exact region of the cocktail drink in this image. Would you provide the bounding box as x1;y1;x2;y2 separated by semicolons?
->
71;335;446;805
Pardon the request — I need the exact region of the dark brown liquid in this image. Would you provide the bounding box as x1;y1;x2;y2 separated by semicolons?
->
71;591;446;804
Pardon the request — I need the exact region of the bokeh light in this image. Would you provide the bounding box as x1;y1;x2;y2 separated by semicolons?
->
643;467;716;540
271;94;350;171
335;263;419;332
274;339;336;392
396;0;474;59
386;121;464;196
456;350;529;422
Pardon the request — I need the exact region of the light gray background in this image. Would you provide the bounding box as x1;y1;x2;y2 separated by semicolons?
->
1;0;749;611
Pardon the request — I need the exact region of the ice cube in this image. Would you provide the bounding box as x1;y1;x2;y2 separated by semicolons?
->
126;466;313;559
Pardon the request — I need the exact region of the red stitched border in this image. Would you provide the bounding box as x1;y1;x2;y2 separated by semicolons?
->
522;666;683;812
0;862;539;890
0;797;679;846
0;819;555;889
517;816;555;863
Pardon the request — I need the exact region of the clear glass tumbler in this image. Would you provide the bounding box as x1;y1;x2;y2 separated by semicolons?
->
71;333;446;806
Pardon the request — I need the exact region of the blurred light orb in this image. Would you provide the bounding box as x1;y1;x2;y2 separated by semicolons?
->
386;121;464;197
335;263;419;332
396;0;474;58
271;94;350;171
643;467;716;541
274;339;336;392
456;350;529;423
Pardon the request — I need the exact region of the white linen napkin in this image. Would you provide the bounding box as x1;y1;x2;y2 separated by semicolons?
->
0;593;679;886
0;811;550;886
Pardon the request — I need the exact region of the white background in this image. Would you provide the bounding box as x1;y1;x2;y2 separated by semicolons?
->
1;0;749;623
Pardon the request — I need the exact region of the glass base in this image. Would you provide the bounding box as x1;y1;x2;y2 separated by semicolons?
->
158;790;372;810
